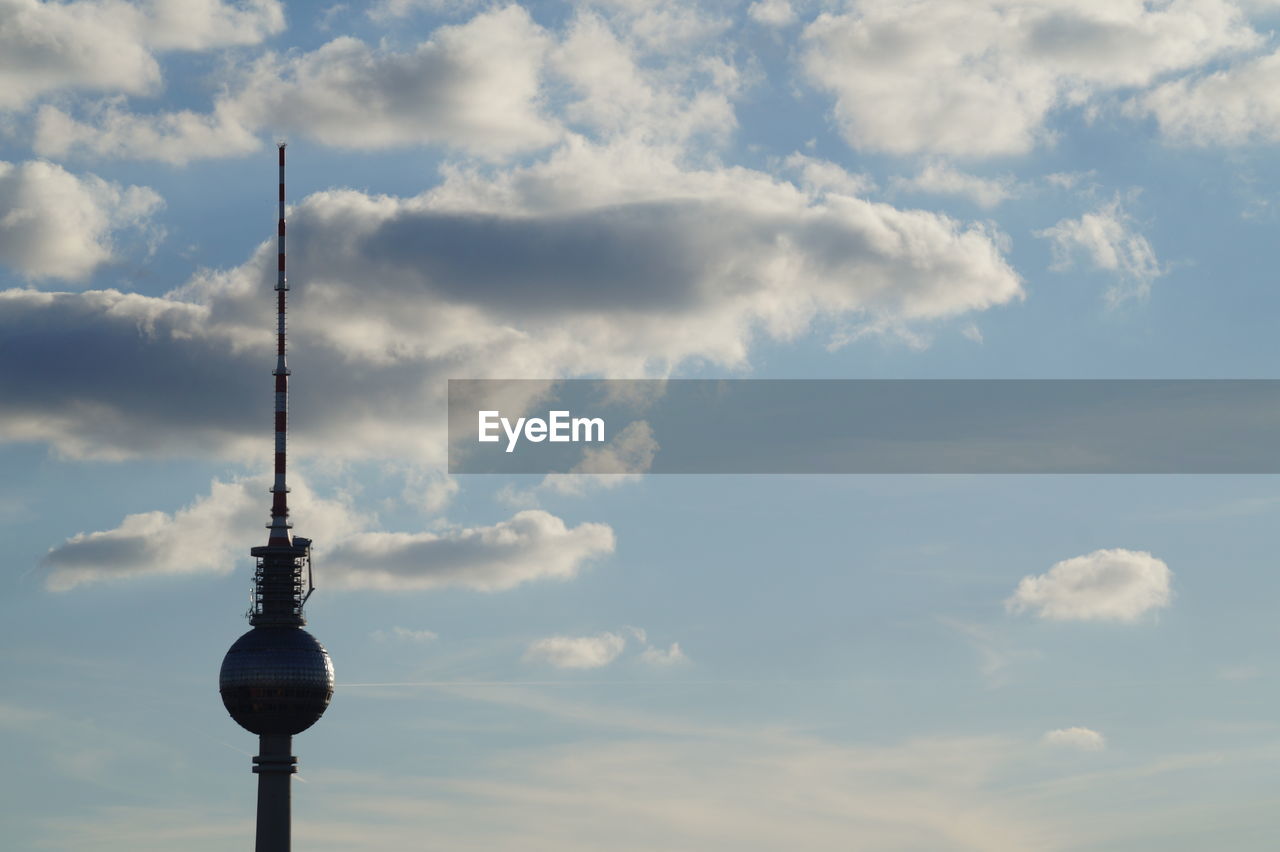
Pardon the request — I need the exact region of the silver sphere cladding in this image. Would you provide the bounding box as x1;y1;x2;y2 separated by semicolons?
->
220;627;335;736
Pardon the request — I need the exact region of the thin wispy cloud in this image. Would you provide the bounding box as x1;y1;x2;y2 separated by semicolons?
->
1036;196;1165;303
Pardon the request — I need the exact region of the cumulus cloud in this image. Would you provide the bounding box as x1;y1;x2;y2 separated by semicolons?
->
43;475;363;592
0;160;161;281
0;288;261;459
570;0;731;57
38;2;745;162
37;6;558;163
520;625;685;669
1036;197;1164;303
1042;727;1106;751
524;632;627;669
1006;548;1172;622
323;510;615;592
0;138;1021;462
34;101;261;165
801;0;1261;157
550;8;738;146
0;0;284;109
1135;48;1280;146
892;162;1021;209
43;475;613;594
748;0;795;28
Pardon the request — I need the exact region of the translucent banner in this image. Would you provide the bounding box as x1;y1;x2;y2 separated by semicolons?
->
447;379;1280;474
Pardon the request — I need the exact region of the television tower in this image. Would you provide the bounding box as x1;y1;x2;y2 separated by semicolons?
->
220;143;335;852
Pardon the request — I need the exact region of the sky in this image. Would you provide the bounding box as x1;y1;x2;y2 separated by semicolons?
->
3;0;1280;848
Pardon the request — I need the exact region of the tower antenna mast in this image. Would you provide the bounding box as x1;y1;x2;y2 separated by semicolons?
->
269;141;292;549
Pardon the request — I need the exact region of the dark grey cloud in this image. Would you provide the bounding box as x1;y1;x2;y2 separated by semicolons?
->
0;290;259;457
41;476;269;591
362;204;712;314
1;141;1021;462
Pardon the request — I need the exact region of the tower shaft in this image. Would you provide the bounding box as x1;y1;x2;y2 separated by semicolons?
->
253;734;296;852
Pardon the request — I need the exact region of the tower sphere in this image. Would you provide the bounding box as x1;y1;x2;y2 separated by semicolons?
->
220;627;335;736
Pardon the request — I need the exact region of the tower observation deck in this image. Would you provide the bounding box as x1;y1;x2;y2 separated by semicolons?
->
219;144;335;852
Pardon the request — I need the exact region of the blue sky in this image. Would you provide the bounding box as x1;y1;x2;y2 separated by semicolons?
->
4;0;1280;848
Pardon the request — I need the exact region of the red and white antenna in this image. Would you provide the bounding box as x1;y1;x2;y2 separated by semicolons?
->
268;142;291;547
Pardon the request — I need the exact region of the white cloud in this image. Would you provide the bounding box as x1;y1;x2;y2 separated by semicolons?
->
1136;48;1280;146
42;475;364;592
801;0;1261;157
136;0;284;50
525;632;627;669
638;642;688;667
748;0;795;28
324;510;615;592
37;5;559;163
43;475;613;594
521;625;685;669
1006;548;1172;622
35;101;260;165
550;10;738;146
1042;727;1106;751
785;152;877;197
0;0;284;109
576;0;731;57
0;160;162;280
400;468;459;514
1035;197;1164;303
892;162;1021;208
